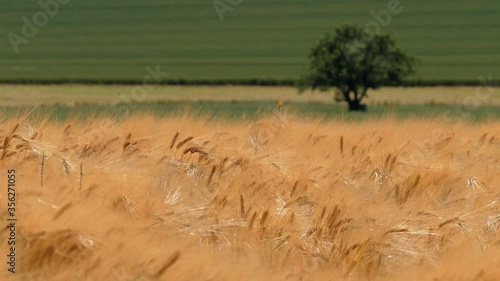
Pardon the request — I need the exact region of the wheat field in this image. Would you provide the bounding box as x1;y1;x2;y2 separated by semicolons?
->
0;111;499;281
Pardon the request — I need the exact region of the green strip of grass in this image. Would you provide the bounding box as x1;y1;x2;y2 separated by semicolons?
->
2;101;499;122
0;79;497;87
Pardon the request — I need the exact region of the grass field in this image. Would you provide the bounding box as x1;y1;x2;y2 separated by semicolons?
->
1;85;499;121
1;114;499;280
4;102;500;122
1;0;499;82
2;85;500;106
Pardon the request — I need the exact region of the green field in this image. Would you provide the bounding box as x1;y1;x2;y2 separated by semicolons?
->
1;84;499;120
3;101;500;122
1;0;499;82
2;85;500;106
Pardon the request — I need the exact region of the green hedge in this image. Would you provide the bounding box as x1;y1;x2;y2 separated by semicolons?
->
0;78;497;87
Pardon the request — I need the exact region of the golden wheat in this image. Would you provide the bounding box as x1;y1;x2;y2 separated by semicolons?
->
0;112;499;281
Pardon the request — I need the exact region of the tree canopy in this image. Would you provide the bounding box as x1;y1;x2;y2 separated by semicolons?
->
299;25;417;111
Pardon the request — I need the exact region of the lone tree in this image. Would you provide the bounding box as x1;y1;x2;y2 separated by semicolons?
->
299;25;417;111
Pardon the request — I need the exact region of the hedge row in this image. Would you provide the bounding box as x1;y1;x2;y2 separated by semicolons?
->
0;78;497;87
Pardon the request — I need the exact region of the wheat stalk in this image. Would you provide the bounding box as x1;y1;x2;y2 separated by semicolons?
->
176;136;193;149
79;161;83;189
154;251;180;278
170;132;180;149
340;136;344;157
40;153;45;187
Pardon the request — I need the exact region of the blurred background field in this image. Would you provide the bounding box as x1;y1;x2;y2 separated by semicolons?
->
1;0;499;82
4;102;500;122
1;85;500;106
0;85;499;121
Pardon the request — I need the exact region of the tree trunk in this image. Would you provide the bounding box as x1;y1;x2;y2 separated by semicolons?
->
347;100;367;112
342;89;367;112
